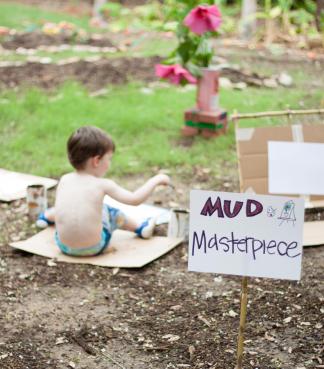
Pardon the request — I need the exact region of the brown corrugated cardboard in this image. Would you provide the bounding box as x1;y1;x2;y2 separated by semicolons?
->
241;178;268;194
236;123;324;247
239;154;268;180
236;126;293;155
10;228;183;268
303;125;324;142
236;124;324;207
303;220;324;246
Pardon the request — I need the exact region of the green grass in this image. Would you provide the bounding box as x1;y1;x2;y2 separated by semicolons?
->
0;2;90;31
0;0;322;183
0;1;239;36
0;82;322;179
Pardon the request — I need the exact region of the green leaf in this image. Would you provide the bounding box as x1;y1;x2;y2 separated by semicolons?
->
177;38;196;64
278;0;293;12
162;55;179;65
195;38;212;57
253;11;268;20
186;62;202;77
176;23;189;39
270;6;282;19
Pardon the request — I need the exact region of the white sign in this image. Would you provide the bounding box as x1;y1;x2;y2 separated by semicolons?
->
268;141;324;195
188;190;304;280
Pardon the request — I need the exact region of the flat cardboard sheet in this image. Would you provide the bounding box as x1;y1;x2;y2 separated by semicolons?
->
0;168;58;202
303;220;324;247
10;228;183;268
235;124;324;208
268;142;324;196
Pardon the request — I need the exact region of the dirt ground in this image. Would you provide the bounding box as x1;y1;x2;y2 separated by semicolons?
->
0;170;324;369
0;49;323;92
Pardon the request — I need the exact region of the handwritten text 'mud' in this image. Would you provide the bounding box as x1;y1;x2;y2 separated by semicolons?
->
201;197;263;218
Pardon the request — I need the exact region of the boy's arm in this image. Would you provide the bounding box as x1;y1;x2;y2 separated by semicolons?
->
102;174;170;206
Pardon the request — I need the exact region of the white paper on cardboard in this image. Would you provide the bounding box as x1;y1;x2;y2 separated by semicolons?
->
104;195;170;225
188;190;304;280
268;141;324;195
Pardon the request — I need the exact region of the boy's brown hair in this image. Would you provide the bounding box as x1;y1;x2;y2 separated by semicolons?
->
67;126;115;170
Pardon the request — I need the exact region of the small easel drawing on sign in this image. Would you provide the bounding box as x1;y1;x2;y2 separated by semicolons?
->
278;200;296;226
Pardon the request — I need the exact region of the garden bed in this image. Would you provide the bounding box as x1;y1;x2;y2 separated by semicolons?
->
1;31;116;49
0;56;161;90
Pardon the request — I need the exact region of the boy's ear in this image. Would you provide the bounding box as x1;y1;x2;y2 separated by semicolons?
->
92;155;101;167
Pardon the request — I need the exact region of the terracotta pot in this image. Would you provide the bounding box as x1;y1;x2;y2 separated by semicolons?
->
196;68;219;112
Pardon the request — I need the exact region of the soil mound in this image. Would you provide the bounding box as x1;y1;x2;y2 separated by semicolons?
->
0;56;161;90
1;31;115;50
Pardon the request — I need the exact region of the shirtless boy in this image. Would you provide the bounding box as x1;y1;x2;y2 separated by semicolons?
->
37;126;171;256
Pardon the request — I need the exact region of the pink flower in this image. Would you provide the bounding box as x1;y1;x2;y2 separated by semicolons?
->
155;64;197;85
184;5;222;35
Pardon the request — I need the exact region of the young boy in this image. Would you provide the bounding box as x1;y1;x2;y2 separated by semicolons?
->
37;126;171;256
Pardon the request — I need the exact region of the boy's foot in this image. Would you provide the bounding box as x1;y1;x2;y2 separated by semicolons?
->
135;218;156;239
36;212;55;229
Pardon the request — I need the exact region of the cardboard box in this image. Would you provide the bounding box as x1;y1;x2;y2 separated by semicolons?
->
236;124;324;208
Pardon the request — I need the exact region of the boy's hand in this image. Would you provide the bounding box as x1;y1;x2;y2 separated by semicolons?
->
154;174;171;186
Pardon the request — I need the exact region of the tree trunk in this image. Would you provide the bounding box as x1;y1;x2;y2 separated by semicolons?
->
91;0;108;27
240;0;257;40
93;0;107;18
315;0;324;32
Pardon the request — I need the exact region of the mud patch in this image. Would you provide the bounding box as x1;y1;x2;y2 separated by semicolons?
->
1;31;116;50
0;56;161;91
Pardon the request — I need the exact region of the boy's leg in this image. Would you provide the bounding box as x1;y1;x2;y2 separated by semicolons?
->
103;204;156;239
44;208;55;222
122;215;156;239
121;216;141;232
36;207;55;228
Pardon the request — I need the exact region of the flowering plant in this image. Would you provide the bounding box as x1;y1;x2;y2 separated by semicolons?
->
156;1;222;85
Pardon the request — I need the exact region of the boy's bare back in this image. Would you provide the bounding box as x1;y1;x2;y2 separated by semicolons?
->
55;170;170;248
55;172;108;247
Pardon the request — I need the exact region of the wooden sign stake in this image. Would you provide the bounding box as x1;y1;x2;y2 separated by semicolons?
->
235;276;248;369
